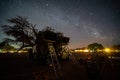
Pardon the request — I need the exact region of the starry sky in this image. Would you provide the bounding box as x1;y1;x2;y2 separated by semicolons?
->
0;0;120;48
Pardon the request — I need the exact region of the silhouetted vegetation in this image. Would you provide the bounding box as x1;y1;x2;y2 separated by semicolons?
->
1;16;70;64
0;41;7;48
87;43;104;52
0;43;16;52
112;44;120;50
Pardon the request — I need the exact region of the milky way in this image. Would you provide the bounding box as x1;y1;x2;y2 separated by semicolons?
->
0;0;120;48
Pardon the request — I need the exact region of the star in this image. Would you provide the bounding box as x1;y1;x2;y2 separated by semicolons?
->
45;3;49;7
89;12;93;16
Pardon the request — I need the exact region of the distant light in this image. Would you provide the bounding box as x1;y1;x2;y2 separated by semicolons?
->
83;49;89;52
9;51;14;53
115;50;119;52
104;48;110;52
108;56;112;59
74;49;89;52
74;50;81;52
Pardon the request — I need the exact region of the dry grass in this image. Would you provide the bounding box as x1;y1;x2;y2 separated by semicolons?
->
0;52;120;80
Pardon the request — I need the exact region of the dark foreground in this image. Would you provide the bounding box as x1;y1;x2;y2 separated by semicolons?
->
0;53;120;80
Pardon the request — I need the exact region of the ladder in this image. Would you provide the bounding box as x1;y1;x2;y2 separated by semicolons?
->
48;43;63;80
61;45;78;64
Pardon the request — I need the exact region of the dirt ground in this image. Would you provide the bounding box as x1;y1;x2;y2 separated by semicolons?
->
0;53;120;80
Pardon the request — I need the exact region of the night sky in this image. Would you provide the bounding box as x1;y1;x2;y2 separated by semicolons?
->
0;0;120;48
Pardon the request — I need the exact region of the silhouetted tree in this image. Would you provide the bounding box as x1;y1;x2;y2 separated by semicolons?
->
1;16;37;49
42;27;70;62
0;43;16;52
112;44;120;50
0;41;7;48
1;16;70;64
88;43;104;52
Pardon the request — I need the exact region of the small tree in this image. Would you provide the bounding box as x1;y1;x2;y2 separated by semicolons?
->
112;44;120;50
88;43;104;52
1;43;16;52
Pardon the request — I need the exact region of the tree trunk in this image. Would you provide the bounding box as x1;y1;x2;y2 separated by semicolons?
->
35;31;49;65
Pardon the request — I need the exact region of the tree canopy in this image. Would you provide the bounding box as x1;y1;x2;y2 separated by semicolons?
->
1;16;37;49
1;16;70;64
87;43;104;52
0;41;7;48
1;16;69;49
